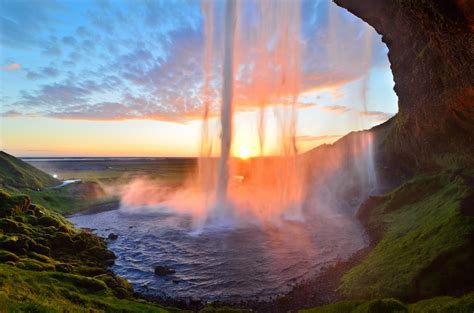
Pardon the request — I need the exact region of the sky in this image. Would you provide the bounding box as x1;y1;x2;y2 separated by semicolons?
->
0;0;398;157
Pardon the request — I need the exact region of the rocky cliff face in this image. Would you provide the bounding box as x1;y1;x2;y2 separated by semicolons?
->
334;0;474;170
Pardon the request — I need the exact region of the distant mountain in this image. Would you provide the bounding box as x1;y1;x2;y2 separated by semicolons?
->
0;151;60;189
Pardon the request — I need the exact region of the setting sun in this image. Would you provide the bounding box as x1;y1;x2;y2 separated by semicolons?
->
236;146;253;160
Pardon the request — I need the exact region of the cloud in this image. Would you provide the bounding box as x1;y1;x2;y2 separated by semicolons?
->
360;110;394;121
26;67;60;80
1;1;392;124
18;82;90;108
319;105;350;113
0;0;63;48
1;63;20;71
0;110;22;117
62;36;77;46
296;134;343;142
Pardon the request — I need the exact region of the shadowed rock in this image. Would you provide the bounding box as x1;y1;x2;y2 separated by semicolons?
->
154;265;176;276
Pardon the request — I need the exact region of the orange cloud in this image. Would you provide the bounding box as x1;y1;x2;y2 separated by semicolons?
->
296;134;343;142
319;105;350;114
360;110;394;121
1;63;20;71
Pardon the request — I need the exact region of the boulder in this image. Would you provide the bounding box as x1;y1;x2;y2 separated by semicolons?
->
154;265;176;276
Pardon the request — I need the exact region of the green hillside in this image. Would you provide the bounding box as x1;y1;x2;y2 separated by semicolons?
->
340;170;474;300
0;151;59;189
300;294;474;313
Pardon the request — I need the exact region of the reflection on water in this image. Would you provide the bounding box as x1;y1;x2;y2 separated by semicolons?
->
70;208;365;302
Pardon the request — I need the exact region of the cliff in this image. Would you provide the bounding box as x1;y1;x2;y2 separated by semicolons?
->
334;0;474;170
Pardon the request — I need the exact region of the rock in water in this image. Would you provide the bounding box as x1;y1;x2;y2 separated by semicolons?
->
154;265;176;276
108;233;118;240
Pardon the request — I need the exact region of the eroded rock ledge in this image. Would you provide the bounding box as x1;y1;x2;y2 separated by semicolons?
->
334;0;474;170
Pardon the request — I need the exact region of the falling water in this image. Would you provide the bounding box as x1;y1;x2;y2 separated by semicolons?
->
215;0;237;209
118;1;379;227
197;0;305;224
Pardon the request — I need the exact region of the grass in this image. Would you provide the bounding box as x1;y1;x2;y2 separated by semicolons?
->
26;157;197;185
0;188;178;312
23;186;116;216
0;151;116;215
0;264;173;313
10;156;198;215
0;151;59;189
1;182;117;216
299;293;474;313
339;170;474;300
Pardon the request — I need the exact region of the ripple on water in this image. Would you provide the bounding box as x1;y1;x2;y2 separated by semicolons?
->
70;208;366;301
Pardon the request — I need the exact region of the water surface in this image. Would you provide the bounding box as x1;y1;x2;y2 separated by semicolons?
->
70;208;366;302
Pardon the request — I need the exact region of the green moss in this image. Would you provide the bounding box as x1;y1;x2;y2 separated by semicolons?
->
0;264;173;312
301;294;474;313
0;190;30;218
0;187;181;312
95;273;134;299
19;186;116;215
300;301;364;313
354;299;407;313
17;258;56;272
409;293;474;313
0;250;19;262
199;306;251;313
340;171;474;300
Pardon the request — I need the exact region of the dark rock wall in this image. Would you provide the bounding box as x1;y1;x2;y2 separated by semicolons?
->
334;0;474;169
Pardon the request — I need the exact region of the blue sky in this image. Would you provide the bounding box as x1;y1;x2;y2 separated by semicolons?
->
0;0;398;157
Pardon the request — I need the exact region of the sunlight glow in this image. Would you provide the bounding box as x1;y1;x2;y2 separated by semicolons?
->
236;146;253;160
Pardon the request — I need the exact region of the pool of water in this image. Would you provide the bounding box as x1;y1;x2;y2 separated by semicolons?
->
70;207;366;302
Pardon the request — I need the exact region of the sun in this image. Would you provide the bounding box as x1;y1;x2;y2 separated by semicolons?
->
237;146;252;160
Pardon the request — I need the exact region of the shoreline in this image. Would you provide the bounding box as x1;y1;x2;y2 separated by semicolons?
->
67;197;377;312
69;199;121;217
135;246;372;312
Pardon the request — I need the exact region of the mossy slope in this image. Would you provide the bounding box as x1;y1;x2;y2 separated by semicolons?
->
0;264;170;313
0;151;114;215
340;170;474;300
0;189;173;312
16;182;114;216
0;151;59;189
300;293;474;313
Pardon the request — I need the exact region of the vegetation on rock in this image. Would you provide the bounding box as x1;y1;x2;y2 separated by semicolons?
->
0;189;175;312
340;170;474;300
300;293;474;313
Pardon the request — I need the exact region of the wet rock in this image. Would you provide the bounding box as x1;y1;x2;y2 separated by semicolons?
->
154;265;176;276
108;233;118;240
